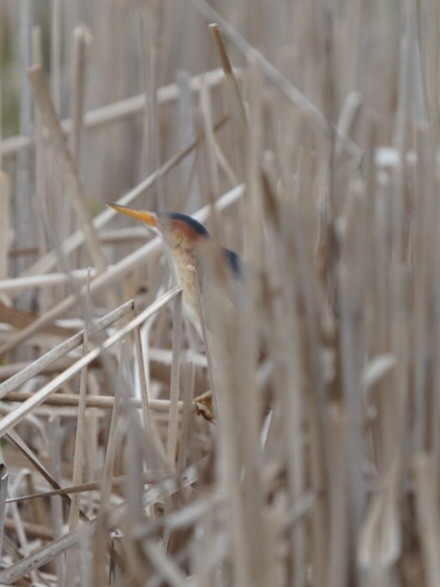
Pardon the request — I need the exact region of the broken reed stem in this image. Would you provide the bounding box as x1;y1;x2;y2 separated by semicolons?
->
209;23;248;126
189;0;361;159
209;22;248;180
27;65;107;272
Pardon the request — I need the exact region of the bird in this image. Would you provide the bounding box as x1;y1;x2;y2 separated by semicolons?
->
107;205;241;339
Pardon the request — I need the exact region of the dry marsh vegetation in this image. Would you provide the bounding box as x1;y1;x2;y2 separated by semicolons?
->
0;0;439;585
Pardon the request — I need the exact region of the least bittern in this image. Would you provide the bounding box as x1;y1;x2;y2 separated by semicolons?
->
108;205;241;338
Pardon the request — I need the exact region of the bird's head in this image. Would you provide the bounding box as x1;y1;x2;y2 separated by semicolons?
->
108;204;241;284
107;205;209;251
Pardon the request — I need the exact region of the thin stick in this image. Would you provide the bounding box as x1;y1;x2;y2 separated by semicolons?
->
0;519;96;585
65;271;92;586
3;516;53;541
16;0;33;278
177;363;196;473
413;454;440;587
50;0;61;111
70;25;92;165
27;65;107;272
209;23;247;125
5;470;167;503
134;324;153;428
0;464;8;561
0;287;181;437
167;291;183;466
6;429;89;523
0;68;234;158
7;473;31;559
144;539;187;587
0;173;10;280
0;461;200;584
198;80;222;243
65;25;92;248
133;320;169;464
48;417;64;583
0;299;134;397
2;390;183;412
327;405;349;587
0;268;99;293
93;354;125;586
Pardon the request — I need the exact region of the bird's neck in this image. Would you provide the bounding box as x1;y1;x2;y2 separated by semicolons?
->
164;245;195;285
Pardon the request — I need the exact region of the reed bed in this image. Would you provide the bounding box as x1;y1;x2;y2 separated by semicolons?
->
0;0;439;585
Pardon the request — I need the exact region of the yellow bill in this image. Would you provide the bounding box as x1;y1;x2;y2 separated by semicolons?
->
107;204;158;227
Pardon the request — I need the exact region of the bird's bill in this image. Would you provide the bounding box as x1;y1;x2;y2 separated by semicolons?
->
107;204;158;227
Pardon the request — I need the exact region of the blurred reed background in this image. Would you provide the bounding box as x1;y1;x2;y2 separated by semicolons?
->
0;0;439;585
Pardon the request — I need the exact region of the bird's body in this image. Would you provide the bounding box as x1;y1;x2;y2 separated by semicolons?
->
161;218;203;334
108;205;241;337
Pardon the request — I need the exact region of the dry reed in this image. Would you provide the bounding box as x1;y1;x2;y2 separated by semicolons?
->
0;1;438;585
